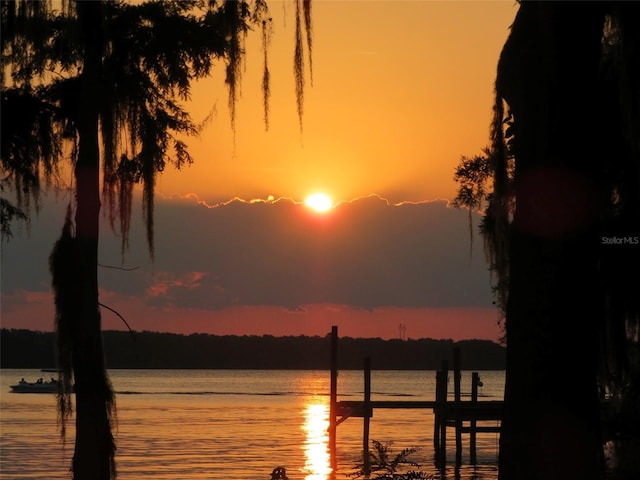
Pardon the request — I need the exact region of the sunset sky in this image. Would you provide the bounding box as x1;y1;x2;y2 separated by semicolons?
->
1;0;518;341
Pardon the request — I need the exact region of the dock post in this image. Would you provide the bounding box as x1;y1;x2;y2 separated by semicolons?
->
435;359;448;468
329;326;338;479
470;372;480;464
363;357;371;477
453;347;462;466
433;370;442;453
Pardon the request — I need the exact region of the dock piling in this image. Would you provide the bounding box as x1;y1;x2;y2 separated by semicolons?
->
470;372;480;464
453;347;462;466
434;360;449;468
329;326;338;479
363;357;371;477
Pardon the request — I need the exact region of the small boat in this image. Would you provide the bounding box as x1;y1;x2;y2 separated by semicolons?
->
10;378;61;394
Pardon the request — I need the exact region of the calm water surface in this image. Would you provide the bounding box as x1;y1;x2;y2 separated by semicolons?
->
0;369;504;479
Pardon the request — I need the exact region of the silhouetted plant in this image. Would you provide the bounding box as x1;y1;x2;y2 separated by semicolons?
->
350;440;434;480
270;466;289;480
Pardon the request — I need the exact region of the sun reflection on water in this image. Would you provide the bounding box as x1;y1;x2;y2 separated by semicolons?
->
302;403;331;480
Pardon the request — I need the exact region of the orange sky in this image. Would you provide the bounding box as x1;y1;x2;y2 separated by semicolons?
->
157;0;517;205
2;1;518;342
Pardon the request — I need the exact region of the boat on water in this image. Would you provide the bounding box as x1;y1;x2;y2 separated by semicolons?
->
10;377;62;394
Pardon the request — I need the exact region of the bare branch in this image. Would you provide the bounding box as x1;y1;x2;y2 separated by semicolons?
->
98;302;136;340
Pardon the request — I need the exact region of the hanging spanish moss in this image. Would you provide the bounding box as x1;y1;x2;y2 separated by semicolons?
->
262;17;272;130
221;0;246;134
49;205;76;442
303;0;313;86
483;91;513;318
293;0;305;131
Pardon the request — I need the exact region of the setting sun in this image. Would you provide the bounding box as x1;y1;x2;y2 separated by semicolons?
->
304;193;333;213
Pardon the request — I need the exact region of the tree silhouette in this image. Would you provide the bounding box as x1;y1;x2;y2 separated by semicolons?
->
1;1;312;479
456;2;639;479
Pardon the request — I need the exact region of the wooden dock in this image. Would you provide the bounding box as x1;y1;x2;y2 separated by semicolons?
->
327;326;503;477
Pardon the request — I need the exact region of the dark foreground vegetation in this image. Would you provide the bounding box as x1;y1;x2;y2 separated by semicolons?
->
1;328;505;370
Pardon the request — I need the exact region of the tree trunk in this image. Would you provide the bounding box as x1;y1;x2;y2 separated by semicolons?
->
497;3;607;479
500;231;604;480
71;2;116;479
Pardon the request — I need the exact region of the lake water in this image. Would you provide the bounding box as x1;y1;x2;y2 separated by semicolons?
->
0;369;504;479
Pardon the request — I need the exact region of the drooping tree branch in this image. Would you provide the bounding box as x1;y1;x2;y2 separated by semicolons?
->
293;0;305;131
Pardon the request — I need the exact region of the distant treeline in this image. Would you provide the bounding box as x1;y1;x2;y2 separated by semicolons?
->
0;329;505;370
